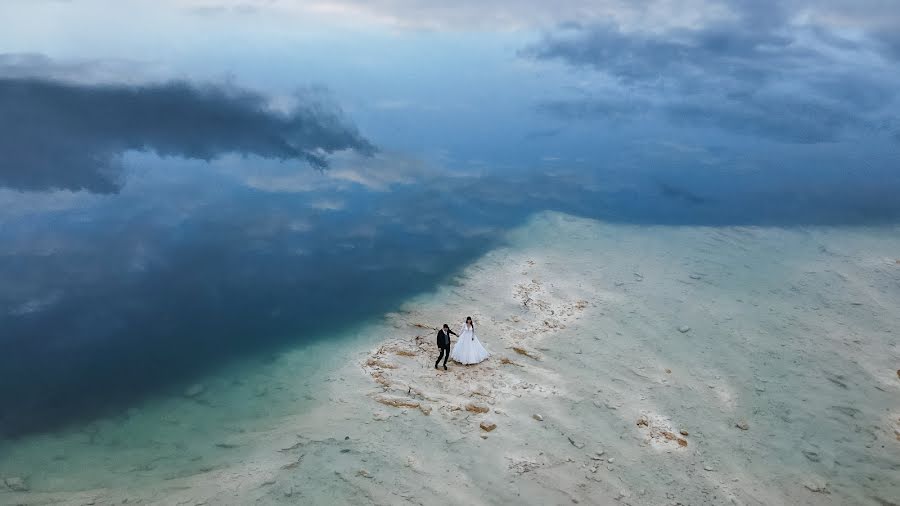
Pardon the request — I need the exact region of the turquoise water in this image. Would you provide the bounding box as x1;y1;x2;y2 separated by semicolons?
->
0;319;381;492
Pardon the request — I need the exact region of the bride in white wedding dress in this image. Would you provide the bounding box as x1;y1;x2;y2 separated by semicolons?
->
450;316;489;365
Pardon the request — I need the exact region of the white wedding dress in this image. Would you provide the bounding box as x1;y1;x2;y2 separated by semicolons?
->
450;323;489;365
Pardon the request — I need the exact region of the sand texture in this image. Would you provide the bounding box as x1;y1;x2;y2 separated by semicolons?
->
2;211;899;505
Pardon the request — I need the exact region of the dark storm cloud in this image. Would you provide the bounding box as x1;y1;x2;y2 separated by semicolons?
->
525;20;803;91
0;76;375;193
525;2;900;144
662;95;865;144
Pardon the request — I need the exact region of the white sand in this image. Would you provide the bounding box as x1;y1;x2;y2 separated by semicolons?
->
2;211;899;505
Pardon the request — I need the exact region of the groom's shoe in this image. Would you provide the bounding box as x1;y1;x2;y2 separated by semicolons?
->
443;365;448;370
434;363;439;369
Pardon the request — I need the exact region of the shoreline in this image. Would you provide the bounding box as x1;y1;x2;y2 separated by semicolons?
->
2;211;899;505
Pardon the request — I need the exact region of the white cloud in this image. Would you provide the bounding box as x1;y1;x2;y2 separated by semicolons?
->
243;173;320;193
309;198;345;210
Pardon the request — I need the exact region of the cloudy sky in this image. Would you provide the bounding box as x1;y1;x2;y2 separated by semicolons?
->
1;0;899;436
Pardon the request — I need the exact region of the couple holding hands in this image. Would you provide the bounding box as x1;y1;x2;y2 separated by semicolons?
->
434;316;489;370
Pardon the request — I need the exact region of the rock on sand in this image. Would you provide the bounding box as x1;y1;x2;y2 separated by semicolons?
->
465;403;490;414
803;476;828;493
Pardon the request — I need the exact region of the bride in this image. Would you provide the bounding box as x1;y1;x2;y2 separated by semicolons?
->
450;316;489;365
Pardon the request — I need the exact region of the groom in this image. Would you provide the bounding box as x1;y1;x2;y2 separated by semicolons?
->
434;324;458;371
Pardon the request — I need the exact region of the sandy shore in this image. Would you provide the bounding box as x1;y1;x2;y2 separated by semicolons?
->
2;211;899;505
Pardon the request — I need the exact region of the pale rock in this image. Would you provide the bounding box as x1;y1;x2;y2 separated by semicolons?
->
532;414;544;421
480;420;497;432
678;326;691;333
735;420;750;430
375;395;420;409
803;476;827;493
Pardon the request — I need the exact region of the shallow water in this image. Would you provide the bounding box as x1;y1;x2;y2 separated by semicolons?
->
0;321;379;493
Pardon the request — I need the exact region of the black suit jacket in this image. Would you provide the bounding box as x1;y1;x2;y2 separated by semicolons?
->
436;329;454;349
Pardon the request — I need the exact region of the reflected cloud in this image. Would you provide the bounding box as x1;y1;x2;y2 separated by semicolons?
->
0;64;375;193
309;198;345;211
327;151;429;190
241;151;430;193
0;188;100;222
244;173;319;193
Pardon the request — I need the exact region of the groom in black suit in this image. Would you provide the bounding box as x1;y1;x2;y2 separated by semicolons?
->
435;324;457;370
